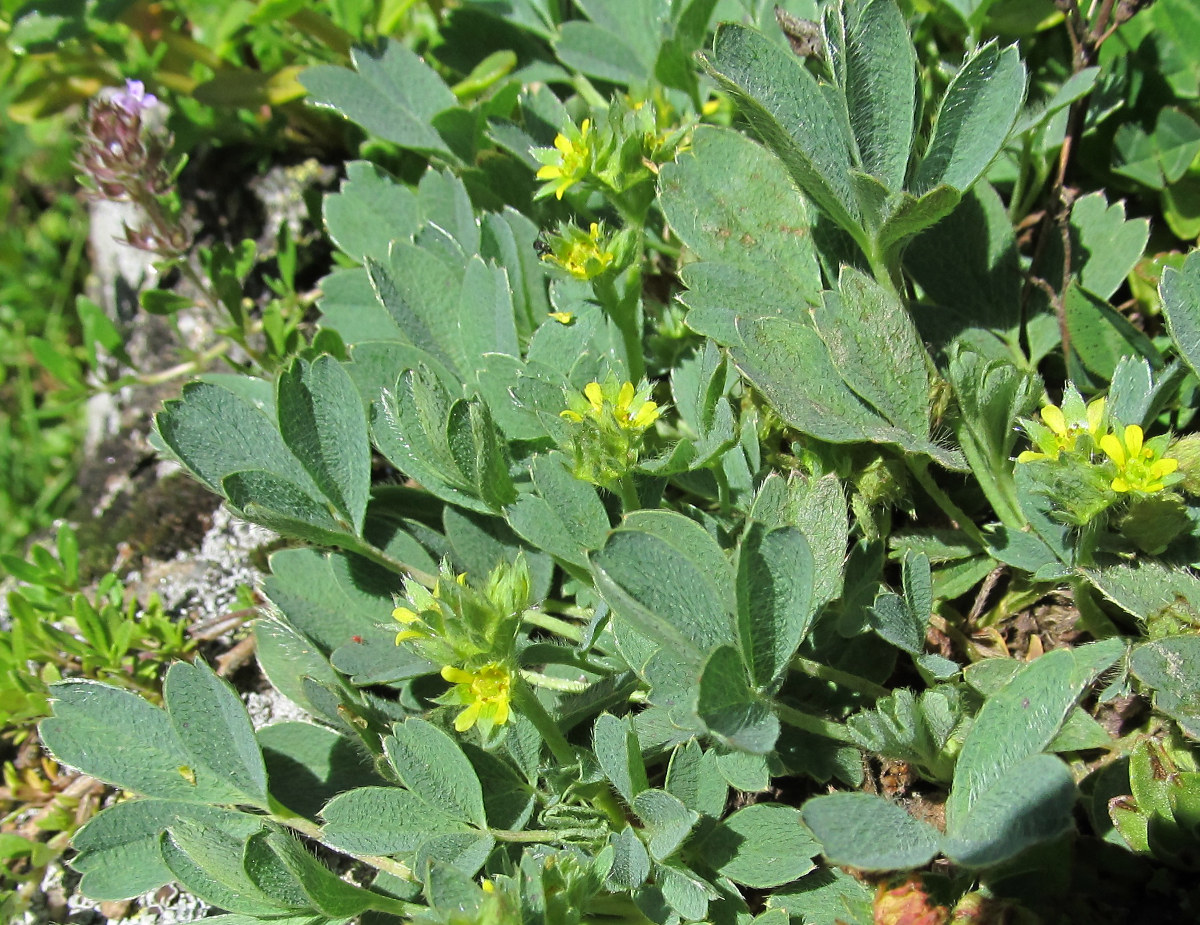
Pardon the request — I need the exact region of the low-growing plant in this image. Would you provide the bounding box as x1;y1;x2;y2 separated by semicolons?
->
1;525;193;732
23;0;1200;921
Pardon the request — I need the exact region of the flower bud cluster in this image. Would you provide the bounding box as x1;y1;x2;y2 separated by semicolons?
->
559;375;661;489
77;80;191;257
391;557;531;734
531;95;693;204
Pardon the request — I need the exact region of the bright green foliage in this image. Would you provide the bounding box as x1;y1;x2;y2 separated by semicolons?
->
0;525;191;730
13;0;1200;922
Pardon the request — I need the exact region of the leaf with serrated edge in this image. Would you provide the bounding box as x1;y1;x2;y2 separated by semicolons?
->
813;267;930;437
300;41;457;157
323;161;420;264
155;380;317;498
657;126;822;312
701;24;860;236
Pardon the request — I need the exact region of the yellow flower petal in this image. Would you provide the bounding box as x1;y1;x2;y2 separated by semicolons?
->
1100;432;1126;467
441;665;474;684
1041;404;1067;435
616;381;635;414
1125;424;1144;458
632;401;659;429
584;381;605;411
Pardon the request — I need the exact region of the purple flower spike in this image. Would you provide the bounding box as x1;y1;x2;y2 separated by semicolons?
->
112;79;159;115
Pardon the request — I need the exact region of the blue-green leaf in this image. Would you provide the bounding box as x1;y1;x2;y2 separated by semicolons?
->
913;42;1025;195
164;660;269;808
945;638;1125;832
590;511;736;667
277;356;371;534
825;0;916;191
40;681;245;805
802;792;939;870
736;524;816;690
301;41;458;158
1162;249;1200;381
385;718;487;828
701;23;859;236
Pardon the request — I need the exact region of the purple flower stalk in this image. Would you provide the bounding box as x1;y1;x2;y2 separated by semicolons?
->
78;79;190;257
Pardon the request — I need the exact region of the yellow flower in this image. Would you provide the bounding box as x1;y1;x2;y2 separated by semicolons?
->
614;380;660;431
560;378;659;433
557;375;662;488
1017;396;1106;463
534;119;592;200
440;662;513;733
540;222;616;280
1099;424;1179;493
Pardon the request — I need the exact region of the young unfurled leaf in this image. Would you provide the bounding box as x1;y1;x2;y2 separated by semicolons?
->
593;712;650;804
